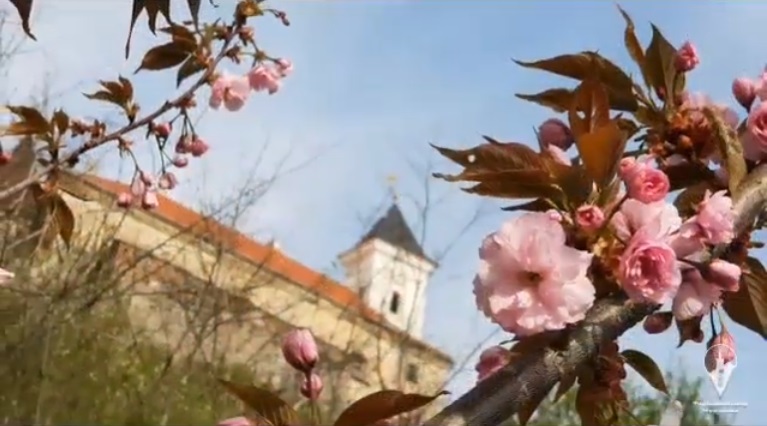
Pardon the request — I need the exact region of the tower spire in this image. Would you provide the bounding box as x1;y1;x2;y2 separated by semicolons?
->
386;174;399;203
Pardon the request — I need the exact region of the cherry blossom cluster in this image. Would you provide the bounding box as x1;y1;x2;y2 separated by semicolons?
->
472;41;743;399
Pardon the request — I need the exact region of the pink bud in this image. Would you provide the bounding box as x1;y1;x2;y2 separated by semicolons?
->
704;259;741;292
275;58;293;77
158;172;178;190
618;157;638;180
175;137;192;154
141;191;159;210
643;312;673;334
171;155;189;168
116;192;133;208
281;328;319;373
0;152;11;165
545;209;563;222
153;122;172;138
675;41;700;73
140;171;155;186
475;346;511;383
300;373;323;400
130;176;146;197
575;204;605;232
732;77;757;109
217;417;253;426
705;328;736;372
0;267;15;285
190;138;209;157
537;118;574;150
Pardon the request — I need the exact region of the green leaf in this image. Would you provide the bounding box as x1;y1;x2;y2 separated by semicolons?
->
218;379;300;426
621;349;668;394
333;390;448;426
722;257;767;338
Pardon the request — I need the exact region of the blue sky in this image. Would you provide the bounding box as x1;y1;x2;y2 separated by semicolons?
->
2;0;766;424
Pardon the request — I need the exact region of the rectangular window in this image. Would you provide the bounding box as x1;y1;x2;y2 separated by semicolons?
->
405;363;419;383
389;291;401;314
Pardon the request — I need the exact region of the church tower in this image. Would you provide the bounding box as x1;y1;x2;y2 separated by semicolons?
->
338;203;437;338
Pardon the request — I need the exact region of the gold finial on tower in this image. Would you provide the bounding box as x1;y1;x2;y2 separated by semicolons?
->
386;174;399;203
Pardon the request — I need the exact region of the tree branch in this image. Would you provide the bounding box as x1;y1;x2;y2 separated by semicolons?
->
422;164;767;426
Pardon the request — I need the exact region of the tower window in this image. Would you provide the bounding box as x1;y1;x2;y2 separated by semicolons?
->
389;291;401;314
406;363;419;383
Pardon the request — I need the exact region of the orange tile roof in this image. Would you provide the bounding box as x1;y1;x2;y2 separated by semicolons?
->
77;174;453;364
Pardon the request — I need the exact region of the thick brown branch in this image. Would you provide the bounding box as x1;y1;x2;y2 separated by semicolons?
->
422;297;656;426
422;165;767;426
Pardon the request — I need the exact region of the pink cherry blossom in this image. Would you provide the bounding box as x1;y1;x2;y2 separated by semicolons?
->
473;212;595;336
153;122;172;138
618;157;638;180
247;65;281;94
744;101;767;160
611;199;681;243
209;73;251;111
672;268;721;320
618;228;682;304
475;346;512;383
130;175;147;197
575;205;605;232
704;259;741;292
680;92;739;131
537;118;574;151
679;190;734;245
545;209;563;222
622;163;670;204
675;41;699;73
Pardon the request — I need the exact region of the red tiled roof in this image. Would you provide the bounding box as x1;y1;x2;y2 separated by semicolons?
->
78;174;453;364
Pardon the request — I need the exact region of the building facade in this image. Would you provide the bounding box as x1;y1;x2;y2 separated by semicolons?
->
56;173;454;419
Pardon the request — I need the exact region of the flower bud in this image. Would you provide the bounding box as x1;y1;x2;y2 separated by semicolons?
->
116;192;133;208
537;118;574;150
705;327;736;372
0;267;15;285
140;171;155;186
643;312;673;334
0;152;11;165
141;191;159;210
675;41;699;73
175;136;192;154
300;373;323;400
475;346;511;383
281;328;319;373
702;259;741;292
158;172;178;190
171;155;189;168
575;204;605;232
190;138;209;157
217;417;253;426
732;77;757;110
153;122;172;138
